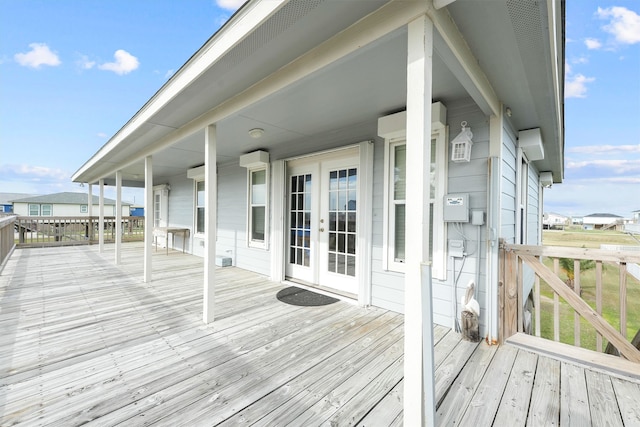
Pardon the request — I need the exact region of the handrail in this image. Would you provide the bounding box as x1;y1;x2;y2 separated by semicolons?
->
0;215;17;270
519;253;640;362
15;216;144;247
500;242;640;363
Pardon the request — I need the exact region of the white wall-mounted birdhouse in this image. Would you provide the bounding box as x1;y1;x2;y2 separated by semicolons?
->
450;121;473;163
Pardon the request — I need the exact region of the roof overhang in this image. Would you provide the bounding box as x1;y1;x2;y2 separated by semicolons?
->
72;0;564;186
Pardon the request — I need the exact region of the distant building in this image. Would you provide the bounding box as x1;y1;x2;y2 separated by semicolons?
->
571;216;583;225
582;213;624;230
130;205;145;217
11;192;131;217
632;209;640;224
0;193;38;213
543;212;568;229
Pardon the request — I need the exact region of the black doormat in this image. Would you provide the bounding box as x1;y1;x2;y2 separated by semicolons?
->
276;286;339;307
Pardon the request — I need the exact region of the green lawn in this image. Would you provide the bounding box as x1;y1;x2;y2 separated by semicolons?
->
538;230;640;352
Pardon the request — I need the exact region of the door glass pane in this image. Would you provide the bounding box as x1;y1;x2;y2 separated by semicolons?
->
289;174;312;266
327;167;357;277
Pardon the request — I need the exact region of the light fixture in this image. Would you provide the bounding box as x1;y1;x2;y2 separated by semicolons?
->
248;128;264;139
506;107;512;117
450;121;473;163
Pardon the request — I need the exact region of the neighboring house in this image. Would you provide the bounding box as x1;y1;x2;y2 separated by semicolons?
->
130;205;145;217
632;209;640;223
0;193;36;213
571;216;584;225
71;1;564;418
11;192;131;217
543;212;568;229
583;213;624;230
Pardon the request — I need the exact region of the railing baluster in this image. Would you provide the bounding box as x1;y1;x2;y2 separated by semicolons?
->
534;255;541;337
518;256;523;333
574;259;581;347
553;257;560;342
596;260;603;352
620;262;627;339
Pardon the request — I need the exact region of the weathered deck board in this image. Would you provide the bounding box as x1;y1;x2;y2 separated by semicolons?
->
610;377;640;425
560;362;591;426
492;349;538;426
527;355;560;426
456;344;518;425
437;342;498;425
585;370;624;426
1;243;639;426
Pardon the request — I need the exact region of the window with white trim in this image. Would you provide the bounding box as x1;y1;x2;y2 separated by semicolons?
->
383;128;447;279
41;204;52;216
29;204;40;216
80;204;88;213
247;167;268;248
196;180;205;234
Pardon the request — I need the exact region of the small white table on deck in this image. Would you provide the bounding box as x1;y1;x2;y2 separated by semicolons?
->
153;227;190;255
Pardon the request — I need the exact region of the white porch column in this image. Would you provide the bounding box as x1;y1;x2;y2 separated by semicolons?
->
87;183;93;241
203;124;217;323
144;156;153;282
99;179;105;253
404;14;436;426
115;170;122;265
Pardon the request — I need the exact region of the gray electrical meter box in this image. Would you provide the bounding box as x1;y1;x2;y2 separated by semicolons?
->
443;193;469;222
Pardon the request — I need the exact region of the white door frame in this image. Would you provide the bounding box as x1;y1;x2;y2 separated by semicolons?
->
271;141;373;305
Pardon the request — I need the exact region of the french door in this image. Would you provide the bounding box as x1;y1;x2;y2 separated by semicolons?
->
285;148;359;295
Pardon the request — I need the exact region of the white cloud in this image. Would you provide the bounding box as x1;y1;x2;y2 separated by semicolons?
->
565;74;595;98
98;49;139;75
97;132;108;138
164;69;175;79
0;164;69;181
216;0;245;11
14;43;61;68
566;159;640;174
584;38;602;49
76;54;96;70
597;6;640;45
568;144;640;154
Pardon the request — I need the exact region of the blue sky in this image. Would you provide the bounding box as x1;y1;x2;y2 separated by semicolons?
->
0;0;639;216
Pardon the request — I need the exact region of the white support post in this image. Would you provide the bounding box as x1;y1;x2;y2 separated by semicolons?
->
269;160;285;282
404;14;436;426
99;179;105;253
144;156;153;282
115;170;122;265
88;183;93;241
203;124;217;323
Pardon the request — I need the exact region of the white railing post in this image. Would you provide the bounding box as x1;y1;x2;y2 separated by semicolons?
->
144;156;153;282
115;170;122;265
99;179;105;253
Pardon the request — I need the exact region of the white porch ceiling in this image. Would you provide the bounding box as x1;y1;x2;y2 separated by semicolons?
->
77;0;563;187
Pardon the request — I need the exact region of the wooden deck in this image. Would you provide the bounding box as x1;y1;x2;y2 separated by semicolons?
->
1;243;639;426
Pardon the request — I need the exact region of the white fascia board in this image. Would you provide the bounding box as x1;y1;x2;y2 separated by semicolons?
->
546;0;565;179
75;0;430;185
427;4;500;117
72;0;287;183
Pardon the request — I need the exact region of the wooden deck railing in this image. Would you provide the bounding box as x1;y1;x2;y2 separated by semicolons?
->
499;241;640;363
0;215;17;269
15;216;145;247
